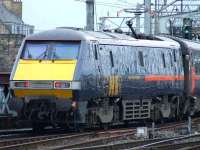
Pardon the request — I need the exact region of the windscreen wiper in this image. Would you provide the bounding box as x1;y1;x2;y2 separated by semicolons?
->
27;49;33;59
36;49;48;60
51;47;61;62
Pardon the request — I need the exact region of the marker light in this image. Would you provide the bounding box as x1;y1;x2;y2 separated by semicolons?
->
10;81;81;90
54;81;71;89
14;81;30;88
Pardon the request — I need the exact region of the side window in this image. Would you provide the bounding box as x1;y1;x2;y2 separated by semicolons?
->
109;50;114;67
162;52;166;68
94;44;98;60
169;52;173;67
138;51;144;67
193;51;200;75
173;49;177;62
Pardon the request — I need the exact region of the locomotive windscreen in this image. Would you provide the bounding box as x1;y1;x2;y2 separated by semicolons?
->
21;41;80;60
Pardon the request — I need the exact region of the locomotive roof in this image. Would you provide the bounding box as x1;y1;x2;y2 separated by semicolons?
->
25;28;181;49
26;29;89;41
25;28;137;41
179;38;200;51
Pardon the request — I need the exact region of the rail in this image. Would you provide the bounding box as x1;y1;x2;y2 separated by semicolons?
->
131;133;200;150
0;128;135;150
0;117;200;150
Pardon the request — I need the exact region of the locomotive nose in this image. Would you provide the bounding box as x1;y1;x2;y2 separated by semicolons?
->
12;59;77;81
10;59;80;98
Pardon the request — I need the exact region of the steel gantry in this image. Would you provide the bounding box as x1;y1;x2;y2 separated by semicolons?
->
155;0;200;36
76;0;200;36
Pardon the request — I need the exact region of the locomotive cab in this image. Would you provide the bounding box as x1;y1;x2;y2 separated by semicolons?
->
10;39;82;127
11;41;81;97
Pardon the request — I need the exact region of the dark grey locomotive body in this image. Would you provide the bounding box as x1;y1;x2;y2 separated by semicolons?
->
74;33;187;124
10;29;200;128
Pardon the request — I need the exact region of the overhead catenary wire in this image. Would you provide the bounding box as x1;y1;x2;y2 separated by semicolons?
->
74;0;144;32
74;0;136;8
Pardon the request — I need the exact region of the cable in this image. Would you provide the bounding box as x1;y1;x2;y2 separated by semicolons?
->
96;1;133;7
74;0;134;8
95;0;98;30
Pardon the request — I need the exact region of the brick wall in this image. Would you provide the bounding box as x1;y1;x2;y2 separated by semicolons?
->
12;0;22;19
2;0;22;18
0;34;24;72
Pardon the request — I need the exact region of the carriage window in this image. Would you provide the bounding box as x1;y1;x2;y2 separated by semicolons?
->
170;53;173;67
138;51;144;67
94;44;98;60
162;53;166;68
193;51;200;75
109;51;114;67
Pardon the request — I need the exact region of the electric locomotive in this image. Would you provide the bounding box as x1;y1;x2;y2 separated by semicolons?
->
9;28;200;129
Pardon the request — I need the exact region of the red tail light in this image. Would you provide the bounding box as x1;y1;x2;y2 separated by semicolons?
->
55;82;62;88
54;81;71;89
14;81;30;88
24;81;30;87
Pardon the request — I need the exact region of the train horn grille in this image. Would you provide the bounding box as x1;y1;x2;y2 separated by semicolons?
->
29;81;53;89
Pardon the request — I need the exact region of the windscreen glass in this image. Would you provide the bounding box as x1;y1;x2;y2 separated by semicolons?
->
21;41;80;60
52;43;79;59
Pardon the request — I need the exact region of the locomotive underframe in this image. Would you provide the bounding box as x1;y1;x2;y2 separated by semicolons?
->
22;96;72;126
13;93;199;130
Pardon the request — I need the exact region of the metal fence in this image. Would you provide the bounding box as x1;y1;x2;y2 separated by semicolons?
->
1;22;34;36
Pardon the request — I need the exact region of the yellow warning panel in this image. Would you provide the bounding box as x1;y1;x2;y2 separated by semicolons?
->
13;60;77;81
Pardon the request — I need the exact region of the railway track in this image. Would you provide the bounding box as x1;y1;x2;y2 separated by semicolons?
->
49;118;200;150
0;127;71;140
64;137;173;150
51;129;137;150
0;132;92;150
0;128;32;135
0;128;135;150
53;117;200;150
67;131;200;150
0;117;199;150
0;128;32;139
132;133;200;150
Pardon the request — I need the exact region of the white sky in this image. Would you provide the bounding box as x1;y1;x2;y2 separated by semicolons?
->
22;0;141;31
